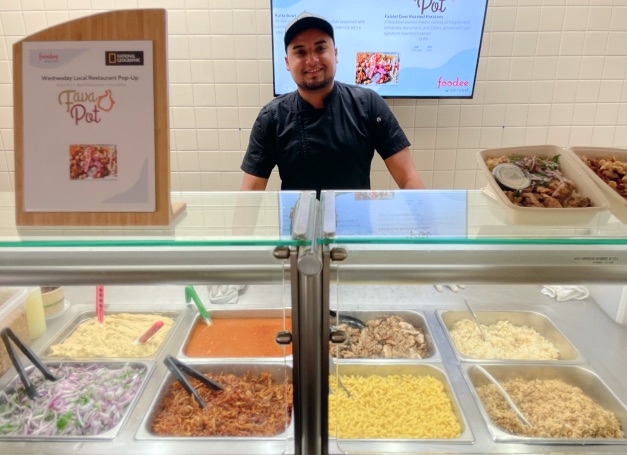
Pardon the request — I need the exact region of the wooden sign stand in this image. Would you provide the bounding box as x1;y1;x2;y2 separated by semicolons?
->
13;9;185;226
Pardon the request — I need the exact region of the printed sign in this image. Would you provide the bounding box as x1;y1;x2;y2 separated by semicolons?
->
22;41;155;212
333;190;468;238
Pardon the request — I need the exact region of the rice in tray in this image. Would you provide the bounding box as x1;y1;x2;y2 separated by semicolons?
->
449;319;559;360
328;374;461;439
476;378;624;438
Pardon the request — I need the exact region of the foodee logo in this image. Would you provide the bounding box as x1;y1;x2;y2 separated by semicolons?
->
437;77;469;90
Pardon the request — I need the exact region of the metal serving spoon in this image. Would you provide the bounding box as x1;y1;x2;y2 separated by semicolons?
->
476;365;532;428
463;298;488;342
328;355;352;398
329;310;366;330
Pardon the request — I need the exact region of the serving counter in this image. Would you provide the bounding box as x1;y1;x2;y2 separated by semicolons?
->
0;189;627;455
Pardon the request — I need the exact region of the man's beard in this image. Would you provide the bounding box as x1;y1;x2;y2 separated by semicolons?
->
297;74;333;92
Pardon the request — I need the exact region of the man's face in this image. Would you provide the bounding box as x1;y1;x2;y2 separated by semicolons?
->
285;29;337;93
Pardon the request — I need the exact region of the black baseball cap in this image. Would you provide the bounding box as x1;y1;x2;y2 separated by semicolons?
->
284;12;334;51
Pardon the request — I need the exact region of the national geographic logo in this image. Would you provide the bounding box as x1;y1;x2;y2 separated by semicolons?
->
105;51;144;66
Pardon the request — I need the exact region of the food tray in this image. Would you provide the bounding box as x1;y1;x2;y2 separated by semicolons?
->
178;309;292;360
329;362;473;452
463;363;627;444
437;310;583;363
477;145;609;225
41;310;181;360
135;361;293;447
564;146;627;224
329;309;440;362
0;361;153;440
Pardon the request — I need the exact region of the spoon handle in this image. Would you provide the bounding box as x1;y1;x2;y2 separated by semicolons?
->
476;365;532;427
463;298;488;342
329;355;352;398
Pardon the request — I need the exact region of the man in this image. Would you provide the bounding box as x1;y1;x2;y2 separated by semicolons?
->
240;12;425;195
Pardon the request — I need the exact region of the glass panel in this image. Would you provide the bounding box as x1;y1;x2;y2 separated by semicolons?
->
330;277;627;454
0;191;316;247
0;189;299;452
2;280;294;453
319;190;627;245
330;275;474;454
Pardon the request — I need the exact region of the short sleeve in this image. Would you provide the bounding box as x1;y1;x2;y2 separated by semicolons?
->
368;93;411;160
241;106;277;178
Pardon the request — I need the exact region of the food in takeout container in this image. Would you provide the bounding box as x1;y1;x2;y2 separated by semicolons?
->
477;145;609;225
137;362;293;439
328;363;473;443
0;361;149;438
328;310;436;360
564;146;627;224
44;312;177;359
438;310;583;362
0;288;30;377
181;311;292;358
464;364;627;444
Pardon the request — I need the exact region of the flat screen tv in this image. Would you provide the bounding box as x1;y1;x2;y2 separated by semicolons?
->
271;0;488;98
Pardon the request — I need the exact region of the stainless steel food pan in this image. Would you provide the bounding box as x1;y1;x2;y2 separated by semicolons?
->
41;310;181;360
136;361;293;446
178;309;292;361
330;362;474;452
0;361;153;441
438;310;583;362
329;309;440;362
463;363;627;444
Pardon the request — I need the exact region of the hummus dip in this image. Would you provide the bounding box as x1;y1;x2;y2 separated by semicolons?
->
47;313;174;358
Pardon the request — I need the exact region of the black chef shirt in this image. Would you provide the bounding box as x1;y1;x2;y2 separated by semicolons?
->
241;81;410;195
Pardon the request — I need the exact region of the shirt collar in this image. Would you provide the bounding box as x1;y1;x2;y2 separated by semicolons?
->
295;82;338;110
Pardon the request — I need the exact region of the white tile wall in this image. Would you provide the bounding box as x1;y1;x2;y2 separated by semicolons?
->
0;0;626;193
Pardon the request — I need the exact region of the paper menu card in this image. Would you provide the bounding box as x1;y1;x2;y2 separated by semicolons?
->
21;40;155;212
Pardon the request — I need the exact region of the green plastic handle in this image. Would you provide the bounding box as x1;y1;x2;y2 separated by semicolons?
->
185;285;212;325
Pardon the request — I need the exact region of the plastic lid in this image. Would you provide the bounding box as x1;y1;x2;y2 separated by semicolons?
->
0;287;28;321
492;163;531;190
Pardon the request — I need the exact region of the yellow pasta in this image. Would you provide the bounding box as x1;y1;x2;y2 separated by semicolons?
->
328;374;462;439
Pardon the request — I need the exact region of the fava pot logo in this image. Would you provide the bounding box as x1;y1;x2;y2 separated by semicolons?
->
57;89;116;125
416;0;447;14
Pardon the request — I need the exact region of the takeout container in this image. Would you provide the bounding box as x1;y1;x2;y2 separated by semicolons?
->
463;363;627;444
0;361;152;440
40;286;66;318
179;309;292;360
328;362;473;452
136;361;293;450
564;146;627;224
42;310;181;360
0;287;30;377
329;309;440;361
477;145;609;225
437;310;583;363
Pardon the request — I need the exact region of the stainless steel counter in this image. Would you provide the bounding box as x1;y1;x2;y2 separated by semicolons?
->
0;284;626;455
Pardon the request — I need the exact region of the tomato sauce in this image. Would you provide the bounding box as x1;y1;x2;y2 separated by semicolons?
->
184;317;292;357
